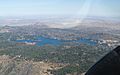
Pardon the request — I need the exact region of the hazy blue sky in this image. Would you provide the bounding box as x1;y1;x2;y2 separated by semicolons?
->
0;0;120;17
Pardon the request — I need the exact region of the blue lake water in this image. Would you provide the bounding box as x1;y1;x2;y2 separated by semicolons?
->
77;38;97;46
16;36;97;46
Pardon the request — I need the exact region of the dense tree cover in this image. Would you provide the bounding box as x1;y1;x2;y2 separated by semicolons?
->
51;65;80;75
0;33;112;74
0;43;110;73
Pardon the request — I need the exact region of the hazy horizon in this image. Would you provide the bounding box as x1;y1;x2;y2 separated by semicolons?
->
0;0;120;18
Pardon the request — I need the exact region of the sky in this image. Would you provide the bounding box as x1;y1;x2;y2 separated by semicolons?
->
0;0;120;18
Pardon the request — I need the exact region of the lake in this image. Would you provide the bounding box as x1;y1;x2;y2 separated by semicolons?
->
16;36;97;46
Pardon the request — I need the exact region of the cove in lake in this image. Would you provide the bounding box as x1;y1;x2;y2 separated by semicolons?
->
15;36;97;46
